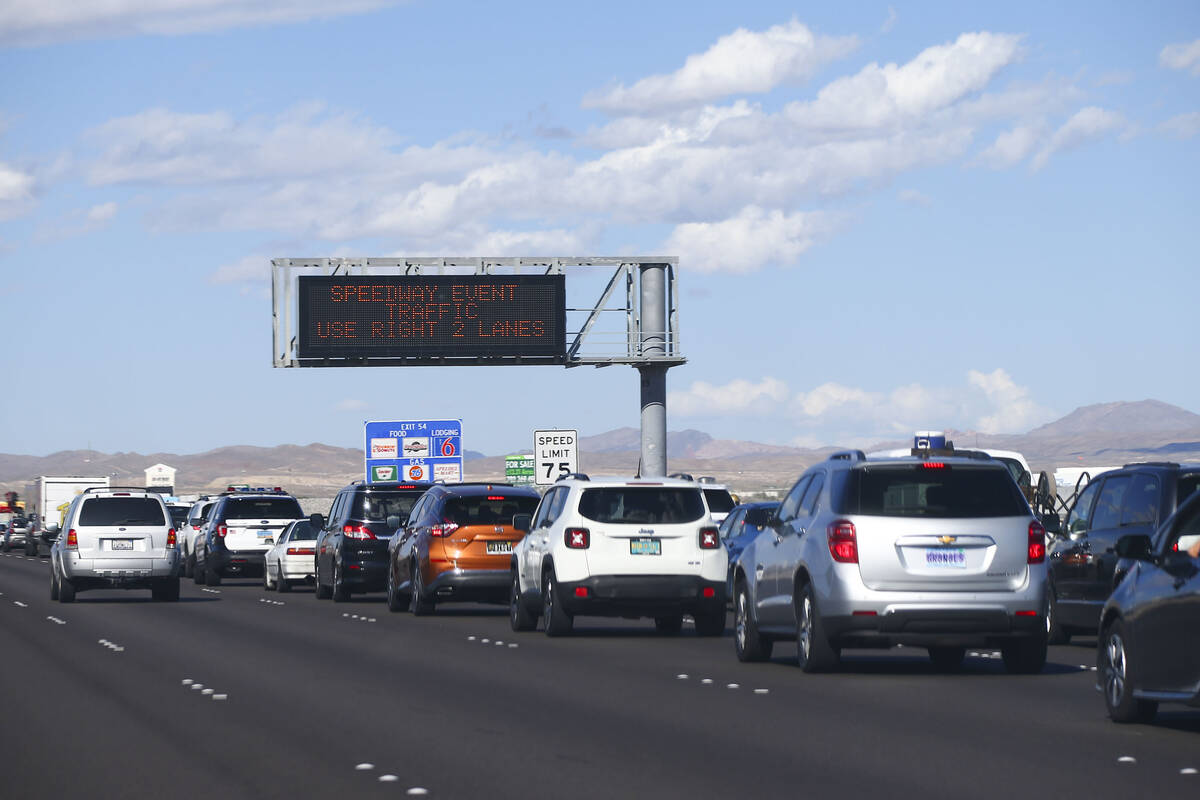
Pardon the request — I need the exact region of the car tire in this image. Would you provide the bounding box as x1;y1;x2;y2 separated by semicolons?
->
59;573;76;603
152;578;180;602
795;582;839;673
734;582;773;662
928;647;966;671
50;563;60;601
184;552;194;579
1046;588;1070;645
276;563;291;593
409;560;435;616
192;555;204;584
331;561;349;603
510;571;536;632
25;538;36;556
654;615;683;635
542;568;573;637
1001;631;1048;675
1100;619;1158;723
262;565;273;591
314;562;332;599
693;610;725;637
386;563;404;612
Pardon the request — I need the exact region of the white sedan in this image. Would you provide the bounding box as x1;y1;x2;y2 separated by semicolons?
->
262;519;317;593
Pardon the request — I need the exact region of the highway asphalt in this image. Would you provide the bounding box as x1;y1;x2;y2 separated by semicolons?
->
2;551;1197;799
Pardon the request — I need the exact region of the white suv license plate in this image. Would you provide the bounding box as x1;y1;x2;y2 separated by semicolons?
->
486;541;513;555
110;540;134;551
925;547;966;568
630;538;661;555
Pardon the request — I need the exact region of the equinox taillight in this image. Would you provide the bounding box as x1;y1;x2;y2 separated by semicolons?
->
565;528;590;549
1027;520;1046;564
343;524;374;540
827;520;858;563
66;529;78;550
699;526;720;549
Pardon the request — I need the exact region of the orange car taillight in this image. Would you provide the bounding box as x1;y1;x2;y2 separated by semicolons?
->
431;519;459;537
698;526;720;549
827;520;858;563
66;529;78;550
287;547;315;555
565;527;590;549
167;529;176;548
1027;520;1046;564
343;524;375;540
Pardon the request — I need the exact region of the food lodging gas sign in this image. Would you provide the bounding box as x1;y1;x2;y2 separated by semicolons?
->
298;275;565;363
365;419;462;484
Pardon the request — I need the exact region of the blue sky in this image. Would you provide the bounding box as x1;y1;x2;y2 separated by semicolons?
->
1;1;1198;458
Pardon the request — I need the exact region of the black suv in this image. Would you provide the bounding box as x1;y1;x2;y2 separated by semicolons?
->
194;489;304;585
1049;461;1200;643
311;481;432;602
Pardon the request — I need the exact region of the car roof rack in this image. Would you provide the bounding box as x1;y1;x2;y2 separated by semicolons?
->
1121;461;1181;469
558;472;590;482
81;486;154;494
829;450;867;462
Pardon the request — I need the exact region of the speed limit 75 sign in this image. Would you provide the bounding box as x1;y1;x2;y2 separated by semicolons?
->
533;429;577;486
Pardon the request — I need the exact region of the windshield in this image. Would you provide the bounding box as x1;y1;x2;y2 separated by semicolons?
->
222;497;303;520
833;465;1028;518
578;487;706;524
79;498;167;526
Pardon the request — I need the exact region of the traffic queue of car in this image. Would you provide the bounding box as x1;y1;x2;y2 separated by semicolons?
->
24;434;1200;727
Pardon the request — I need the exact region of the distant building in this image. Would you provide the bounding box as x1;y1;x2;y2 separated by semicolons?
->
144;463;177;494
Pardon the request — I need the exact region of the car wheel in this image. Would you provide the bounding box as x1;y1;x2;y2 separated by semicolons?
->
409;560;435;616
50;563;60;601
541;568;573;637
510;571;536;632
734;582;773;662
693;609;725;637
59;572;76;603
795;583;839;673
928;647;966;671
386;562;404;612
1047;587;1070;645
314;561;332;599
331;561;349;603
262;564;273;591
1001;631;1048;675
654;615;683;635
276;563;291;593
1100;619;1158;723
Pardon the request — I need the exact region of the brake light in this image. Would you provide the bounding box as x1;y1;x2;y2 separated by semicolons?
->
702;586;716;598
1015;610;1038;617
827;520;858;563
342;524;375;540
66;529;78;549
217;525;228;538
1027;520;1046;563
565;528;590;549
287;547;315;555
922;462;946;469
167;529;176;548
191;524;200;530
487;496;505;501
431;519;458;537
699;526;720;549
574;587;589;597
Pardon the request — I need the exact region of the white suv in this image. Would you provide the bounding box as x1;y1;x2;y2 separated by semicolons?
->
48;487;180;602
508;475;727;636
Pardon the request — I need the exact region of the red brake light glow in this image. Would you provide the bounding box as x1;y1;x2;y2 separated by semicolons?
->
698;526;720;549
287;546;316;555
574;587;589;597
66;529;78;549
702;586;716;598
827;520;858;563
1027;520;1046;564
922;462;946;469
487;496;505;501
167;529;176;548
343;524;375;540
1015;610;1038;617
565;528;590;549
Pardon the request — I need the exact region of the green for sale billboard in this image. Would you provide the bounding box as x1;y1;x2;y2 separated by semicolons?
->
505;454;536;486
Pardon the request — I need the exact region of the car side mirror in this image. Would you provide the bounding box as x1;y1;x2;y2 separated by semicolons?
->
308;513;325;531
512;513;532;532
1115;533;1153;561
1039;513;1061;536
46;522;60;534
386;514;401;530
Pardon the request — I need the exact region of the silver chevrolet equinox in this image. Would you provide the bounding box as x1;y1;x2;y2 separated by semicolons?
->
732;440;1048;674
49;487;181;602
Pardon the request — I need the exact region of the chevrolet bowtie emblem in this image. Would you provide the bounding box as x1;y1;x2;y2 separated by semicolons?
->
938;535;957;545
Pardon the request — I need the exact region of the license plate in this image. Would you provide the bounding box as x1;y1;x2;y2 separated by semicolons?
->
257;529;274;538
486;541;513;555
630;538;661;555
925;547;966;568
111;540;134;551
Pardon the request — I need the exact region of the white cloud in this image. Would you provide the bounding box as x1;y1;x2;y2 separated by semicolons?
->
86;201;117;223
662;206;836;272
0;0;401;47
1160;111;1200;139
881;7;898;34
1160;39;1200;75
668;377;789;416
1032;106;1125;170
0;161;36;220
897;188;931;206
967;368;1048;433
977;123;1043;168
583;20;857;114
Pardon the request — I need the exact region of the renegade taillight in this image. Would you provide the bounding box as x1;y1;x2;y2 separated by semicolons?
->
1027;520;1046;564
827;520;858;563
66;529;78;550
565;528;590;549
699;526;720;549
431;519;459;537
167;529;176;548
343;524;375;540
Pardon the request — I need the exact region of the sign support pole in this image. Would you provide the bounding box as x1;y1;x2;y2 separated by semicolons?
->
638;263;670;477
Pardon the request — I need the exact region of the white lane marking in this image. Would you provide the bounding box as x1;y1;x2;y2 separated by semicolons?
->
407;788;429;795
726;683;740;689
494;641;504;646
46;616;66;624
212;694;228;701
201;588;220;594
700;678;713;685
202;688;214;695
182;679;194;685
481;638;490;643
1118;756;1137;764
1180;768;1197;775
378;775;399;783
467;635;476;640
191;684;205;691
753;689;770;694
355;763;375;771
14;601;27;607
676;674;689;680
507;643;518;648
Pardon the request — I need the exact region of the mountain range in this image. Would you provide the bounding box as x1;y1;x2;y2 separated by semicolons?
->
3;400;1199;497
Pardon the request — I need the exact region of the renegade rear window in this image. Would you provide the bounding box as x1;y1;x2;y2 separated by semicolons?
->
703;488;735;514
355;491;425;523
833;465;1028;518
222;497;303;519
79;498;167;526
578;487;706;524
443;495;540;526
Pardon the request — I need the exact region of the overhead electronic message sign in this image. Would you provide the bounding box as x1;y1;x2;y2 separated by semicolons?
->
298;275;565;363
365;419;463;484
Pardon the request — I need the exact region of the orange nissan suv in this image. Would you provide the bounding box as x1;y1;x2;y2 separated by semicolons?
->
386;483;540;615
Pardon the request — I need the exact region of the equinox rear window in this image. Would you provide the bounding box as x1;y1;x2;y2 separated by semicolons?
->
79;498;167;526
578;488;706;524
443;495;539;526
222;497;303;519
834;466;1028;518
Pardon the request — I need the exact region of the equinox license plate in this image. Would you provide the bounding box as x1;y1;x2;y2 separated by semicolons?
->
486;541;513;555
630;538;661;555
925;547;966;568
